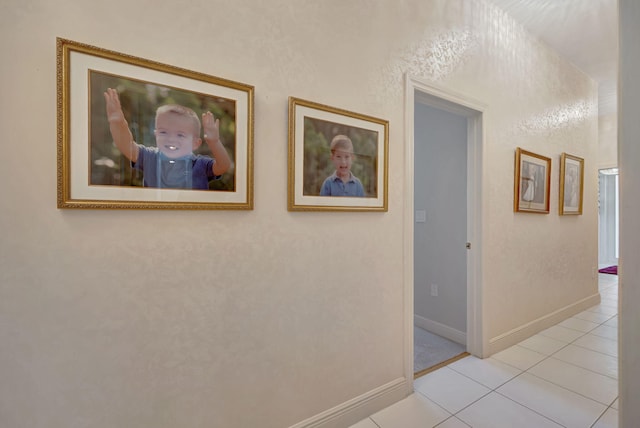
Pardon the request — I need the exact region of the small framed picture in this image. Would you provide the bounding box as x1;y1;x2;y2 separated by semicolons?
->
559;153;584;215
287;97;388;212
514;147;551;214
57;38;254;209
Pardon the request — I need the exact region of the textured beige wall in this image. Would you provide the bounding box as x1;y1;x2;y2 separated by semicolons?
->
599;113;618;169
0;1;598;427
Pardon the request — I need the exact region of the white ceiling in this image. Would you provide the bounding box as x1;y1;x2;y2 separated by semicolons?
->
487;0;618;116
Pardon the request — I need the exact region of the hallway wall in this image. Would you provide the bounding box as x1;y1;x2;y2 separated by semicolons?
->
599;114;618;168
0;1;599;426
618;1;640;425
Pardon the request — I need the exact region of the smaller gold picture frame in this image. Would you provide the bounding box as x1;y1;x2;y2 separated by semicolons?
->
514;147;551;214
287;97;389;212
559;153;584;215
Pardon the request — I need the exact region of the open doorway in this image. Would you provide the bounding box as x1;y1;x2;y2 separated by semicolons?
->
413;101;468;376
598;168;619;271
404;76;485;380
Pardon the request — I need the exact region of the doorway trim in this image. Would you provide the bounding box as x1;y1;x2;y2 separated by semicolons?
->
404;74;486;382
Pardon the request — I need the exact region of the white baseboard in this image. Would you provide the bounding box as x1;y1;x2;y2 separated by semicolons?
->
414;315;467;346
488;292;602;355
288;377;410;428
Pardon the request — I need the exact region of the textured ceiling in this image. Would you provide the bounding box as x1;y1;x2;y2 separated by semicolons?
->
487;0;618;116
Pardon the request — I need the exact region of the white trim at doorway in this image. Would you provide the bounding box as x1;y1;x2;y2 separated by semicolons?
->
403;74;487;385
414;314;467;345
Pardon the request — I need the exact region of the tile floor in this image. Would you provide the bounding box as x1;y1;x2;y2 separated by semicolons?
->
351;274;619;428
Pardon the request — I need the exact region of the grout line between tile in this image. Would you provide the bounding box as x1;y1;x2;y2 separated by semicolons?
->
524;367;616;407
369;417;382;428
493;388;579;428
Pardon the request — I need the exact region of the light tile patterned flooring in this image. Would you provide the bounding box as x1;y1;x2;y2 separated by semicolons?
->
351;274;619;428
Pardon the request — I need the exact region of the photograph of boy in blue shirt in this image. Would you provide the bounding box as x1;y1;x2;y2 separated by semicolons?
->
104;88;231;190
319;135;365;197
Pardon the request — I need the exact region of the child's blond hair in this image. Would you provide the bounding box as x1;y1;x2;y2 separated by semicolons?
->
155;104;201;136
329;135;354;154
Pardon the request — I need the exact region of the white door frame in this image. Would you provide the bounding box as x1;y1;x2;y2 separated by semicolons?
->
404;74;486;382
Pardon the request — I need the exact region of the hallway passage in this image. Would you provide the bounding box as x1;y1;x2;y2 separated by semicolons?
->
351;273;618;428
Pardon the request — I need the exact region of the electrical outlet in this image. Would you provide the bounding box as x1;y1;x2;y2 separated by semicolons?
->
430;284;438;297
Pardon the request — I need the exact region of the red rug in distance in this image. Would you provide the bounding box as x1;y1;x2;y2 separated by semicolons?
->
598;265;618;275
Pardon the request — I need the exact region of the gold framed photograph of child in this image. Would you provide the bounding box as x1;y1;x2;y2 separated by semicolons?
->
57;38;254;209
287;97;388;212
559;153;584;215
514;147;551;214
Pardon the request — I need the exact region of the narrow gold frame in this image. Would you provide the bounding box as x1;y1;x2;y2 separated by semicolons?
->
514;147;551;214
287;97;389;212
57;38;254;209
559;153;584;215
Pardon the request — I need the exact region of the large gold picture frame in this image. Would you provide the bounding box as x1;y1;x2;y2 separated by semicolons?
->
57;38;254;209
514;147;551;214
559;153;584;215
287;97;389;212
